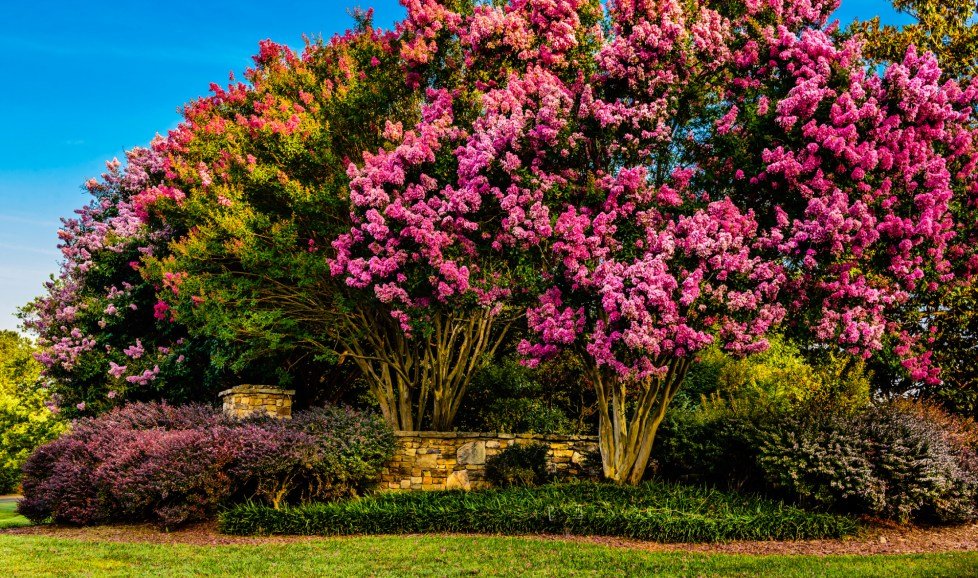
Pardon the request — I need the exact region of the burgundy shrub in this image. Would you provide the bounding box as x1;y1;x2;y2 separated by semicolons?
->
18;402;395;527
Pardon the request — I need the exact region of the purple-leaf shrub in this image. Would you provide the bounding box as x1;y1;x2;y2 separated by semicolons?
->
99;427;239;527
18;402;395;527
233;406;397;506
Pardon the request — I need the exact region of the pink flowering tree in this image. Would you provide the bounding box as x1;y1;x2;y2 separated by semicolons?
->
18;146;218;415
325;0;602;430
361;0;978;482
141;21;410;412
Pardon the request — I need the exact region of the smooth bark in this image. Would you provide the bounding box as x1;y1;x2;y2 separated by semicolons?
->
587;356;692;485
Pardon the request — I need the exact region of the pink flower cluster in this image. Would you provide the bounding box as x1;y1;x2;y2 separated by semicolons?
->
23;142;190;406
333;0;977;387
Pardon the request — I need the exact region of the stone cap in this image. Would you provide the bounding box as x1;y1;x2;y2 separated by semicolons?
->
219;384;296;398
394;430;598;442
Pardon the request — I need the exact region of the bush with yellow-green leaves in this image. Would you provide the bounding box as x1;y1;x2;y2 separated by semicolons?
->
0;331;65;494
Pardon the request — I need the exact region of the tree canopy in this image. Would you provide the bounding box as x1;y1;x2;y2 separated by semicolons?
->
22;0;978;483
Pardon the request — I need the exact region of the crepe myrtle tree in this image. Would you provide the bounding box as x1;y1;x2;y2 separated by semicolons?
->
365;0;978;483
846;0;978;415
18;145;232;416
140;14;424;417
325;0;606;430
139;10;515;430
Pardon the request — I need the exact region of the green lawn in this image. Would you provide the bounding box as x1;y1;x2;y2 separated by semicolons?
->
1;534;976;577
0;499;31;530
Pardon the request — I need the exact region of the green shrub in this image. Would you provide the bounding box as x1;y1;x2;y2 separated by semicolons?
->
655;335;873;492
656;379;978;525
0;331;66;494
455;356;588;434
759;401;978;524
219;481;858;542
479;399;574;434
652;397;774;490
675;336;871;412
485;443;550;487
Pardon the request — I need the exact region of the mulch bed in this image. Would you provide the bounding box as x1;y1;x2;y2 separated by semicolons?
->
3;520;977;556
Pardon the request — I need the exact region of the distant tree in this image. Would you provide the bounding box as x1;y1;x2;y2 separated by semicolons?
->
0;331;65;492
850;0;978;81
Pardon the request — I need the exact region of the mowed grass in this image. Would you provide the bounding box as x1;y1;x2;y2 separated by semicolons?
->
1;534;977;577
0;499;31;529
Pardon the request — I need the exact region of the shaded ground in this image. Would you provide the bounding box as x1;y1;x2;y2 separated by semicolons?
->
3;519;977;556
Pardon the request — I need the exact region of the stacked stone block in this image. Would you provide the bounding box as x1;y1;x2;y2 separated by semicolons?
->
380;431;600;491
220;385;295;419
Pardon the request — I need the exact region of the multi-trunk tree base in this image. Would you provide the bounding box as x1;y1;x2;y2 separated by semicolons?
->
341;307;514;431
588;356;692;485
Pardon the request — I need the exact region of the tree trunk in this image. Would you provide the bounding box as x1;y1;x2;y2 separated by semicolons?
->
340;306;513;431
426;309;513;431
588;356;692;485
253;277;513;431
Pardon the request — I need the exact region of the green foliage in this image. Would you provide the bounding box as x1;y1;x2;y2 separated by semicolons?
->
455;354;593;434
484;443;550;487
658;388;978;524
146;20;418;390
759;401;978;524
653;397;775;490
219;481;858;542
656;336;873;490
677;335;871;411
0;332;65;493
849;0;978;81
248;406;397;503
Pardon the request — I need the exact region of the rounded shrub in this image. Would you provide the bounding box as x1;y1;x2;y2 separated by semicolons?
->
485;443;550;487
759;401;978;523
454;356;583;435
652;398;774;491
233;406;397;507
18;402;395;527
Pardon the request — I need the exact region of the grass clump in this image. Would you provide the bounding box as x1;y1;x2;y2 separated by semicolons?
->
219;481;858;542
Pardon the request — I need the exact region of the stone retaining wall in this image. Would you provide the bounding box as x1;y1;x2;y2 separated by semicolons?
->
380;431;600;491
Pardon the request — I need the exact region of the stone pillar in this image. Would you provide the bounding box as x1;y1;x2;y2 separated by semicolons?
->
219;385;295;419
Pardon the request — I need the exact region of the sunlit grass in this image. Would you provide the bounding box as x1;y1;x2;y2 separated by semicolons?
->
1;534;977;577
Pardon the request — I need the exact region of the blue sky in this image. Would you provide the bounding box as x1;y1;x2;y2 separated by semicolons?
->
0;0;913;331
